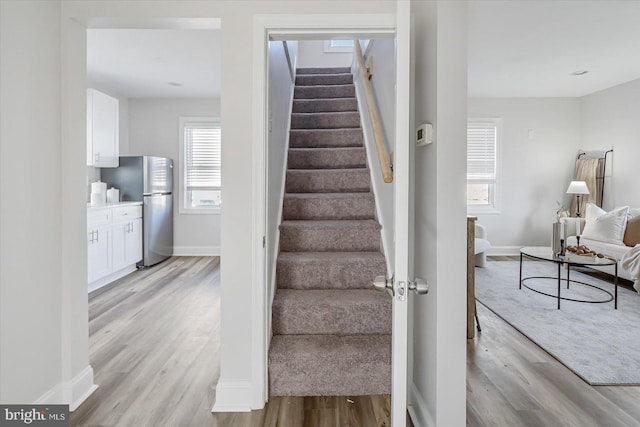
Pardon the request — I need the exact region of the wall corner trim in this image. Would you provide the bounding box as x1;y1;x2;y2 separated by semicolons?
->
34;365;98;412
408;382;436;427
211;379;254;413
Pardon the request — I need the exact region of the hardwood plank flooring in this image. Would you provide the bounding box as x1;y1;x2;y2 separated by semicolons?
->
71;256;395;427
467;257;640;427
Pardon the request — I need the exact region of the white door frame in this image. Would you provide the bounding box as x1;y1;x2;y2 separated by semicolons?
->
251;13;398;409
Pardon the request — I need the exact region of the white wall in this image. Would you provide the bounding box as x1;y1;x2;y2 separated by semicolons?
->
580;78;640;210
0;0;65;403
128;98;221;254
468;98;581;252
297;40;352;68
411;2;468;426
352;39;395;270
266;40;297;315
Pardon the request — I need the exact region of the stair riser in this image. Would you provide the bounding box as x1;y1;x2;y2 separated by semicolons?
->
291;112;360;129
295;74;353;86
286;170;371;193
277;255;386;289
289;129;363;148
272;298;391;335
288;148;366;170
268;334;391;396
280;226;380;252
295;85;355;99
292;98;358;113
283;195;375;220
297;67;351;75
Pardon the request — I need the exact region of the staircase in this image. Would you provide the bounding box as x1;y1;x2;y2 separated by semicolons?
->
268;67;392;397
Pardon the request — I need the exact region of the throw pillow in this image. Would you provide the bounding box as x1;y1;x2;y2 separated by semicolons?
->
624;215;640;247
581;203;629;245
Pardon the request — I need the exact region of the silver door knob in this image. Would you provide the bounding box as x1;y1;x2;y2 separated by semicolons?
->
408;278;429;295
373;275;394;293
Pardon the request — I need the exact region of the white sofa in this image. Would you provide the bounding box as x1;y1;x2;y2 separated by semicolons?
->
562;217;635;283
475;223;491;268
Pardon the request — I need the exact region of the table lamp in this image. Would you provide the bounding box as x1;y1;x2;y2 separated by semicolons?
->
566;180;590;217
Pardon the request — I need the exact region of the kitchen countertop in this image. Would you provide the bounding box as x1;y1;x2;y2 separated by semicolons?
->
87;201;142;210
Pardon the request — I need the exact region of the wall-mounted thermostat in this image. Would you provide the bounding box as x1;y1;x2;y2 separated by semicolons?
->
416;123;433;147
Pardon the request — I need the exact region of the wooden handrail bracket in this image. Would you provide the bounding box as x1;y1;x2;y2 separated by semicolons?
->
355;40;393;183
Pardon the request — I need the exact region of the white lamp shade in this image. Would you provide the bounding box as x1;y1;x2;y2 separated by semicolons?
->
566;180;590;195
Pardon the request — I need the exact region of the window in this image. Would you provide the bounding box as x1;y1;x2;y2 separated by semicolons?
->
179;117;221;213
323;39;354;53
467;118;501;213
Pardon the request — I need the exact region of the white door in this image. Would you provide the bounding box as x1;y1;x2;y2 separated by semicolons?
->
391;2;415;425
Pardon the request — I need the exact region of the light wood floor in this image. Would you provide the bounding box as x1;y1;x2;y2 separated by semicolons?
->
467;258;640;427
72;256;640;426
71;257;395;426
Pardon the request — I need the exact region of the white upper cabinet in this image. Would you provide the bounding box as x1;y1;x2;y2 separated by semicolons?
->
87;88;119;167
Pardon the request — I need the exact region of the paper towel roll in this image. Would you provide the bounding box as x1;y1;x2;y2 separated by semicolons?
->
91;181;107;194
107;188;119;204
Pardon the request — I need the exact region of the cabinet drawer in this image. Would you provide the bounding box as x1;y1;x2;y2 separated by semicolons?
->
88;208;111;227
112;205;142;221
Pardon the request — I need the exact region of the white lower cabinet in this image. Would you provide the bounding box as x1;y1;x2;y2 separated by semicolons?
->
112;218;142;272
87;225;111;283
87;204;142;292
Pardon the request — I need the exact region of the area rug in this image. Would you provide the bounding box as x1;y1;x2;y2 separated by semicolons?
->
475;260;640;385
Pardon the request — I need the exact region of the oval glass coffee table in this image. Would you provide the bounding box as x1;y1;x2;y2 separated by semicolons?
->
519;246;618;309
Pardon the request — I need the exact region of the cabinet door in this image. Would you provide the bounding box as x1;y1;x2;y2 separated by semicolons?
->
126;218;143;265
87;89;119;167
87;226;111;283
111;220;128;272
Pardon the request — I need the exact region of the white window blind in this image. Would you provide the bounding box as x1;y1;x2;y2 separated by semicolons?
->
467;120;497;184
185;122;221;192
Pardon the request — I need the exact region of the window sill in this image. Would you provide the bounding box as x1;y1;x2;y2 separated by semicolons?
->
468;206;501;215
179;208;221;215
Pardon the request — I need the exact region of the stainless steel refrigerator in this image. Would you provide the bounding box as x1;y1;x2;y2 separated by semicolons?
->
101;156;174;267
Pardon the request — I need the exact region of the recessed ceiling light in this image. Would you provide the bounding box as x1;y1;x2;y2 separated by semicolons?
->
571;70;589;76
168;82;182;87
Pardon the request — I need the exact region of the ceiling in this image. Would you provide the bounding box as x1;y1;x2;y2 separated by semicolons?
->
87;29;221;98
468;1;640;98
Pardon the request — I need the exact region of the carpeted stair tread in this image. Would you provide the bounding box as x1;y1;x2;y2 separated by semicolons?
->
295;73;353;86
286;169;371;193
269;334;391;396
293;98;358;113
279;220;381;252
277;251;386;289
297;67;351;75
291;112;360;129
288;147;367;170
295;84;355;99
289;129;363;148
283;192;375;220
272;289;391;335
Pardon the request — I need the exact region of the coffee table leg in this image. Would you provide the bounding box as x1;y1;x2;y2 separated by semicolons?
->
615;263;618;309
567;264;570;289
519;253;523;289
557;262;561;309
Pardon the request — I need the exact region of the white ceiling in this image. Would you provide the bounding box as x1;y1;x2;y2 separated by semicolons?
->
468;1;640;98
87;29;221;98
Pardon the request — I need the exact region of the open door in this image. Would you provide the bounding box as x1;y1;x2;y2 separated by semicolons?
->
392;2;421;425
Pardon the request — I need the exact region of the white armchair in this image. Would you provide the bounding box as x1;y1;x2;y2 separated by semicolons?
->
474;223;491;267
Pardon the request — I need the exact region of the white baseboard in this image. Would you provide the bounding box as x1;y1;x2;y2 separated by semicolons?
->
34;365;98;412
487;246;521;256
408;382;435;427
211;379;253;412
88;264;137;293
173;246;220;256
